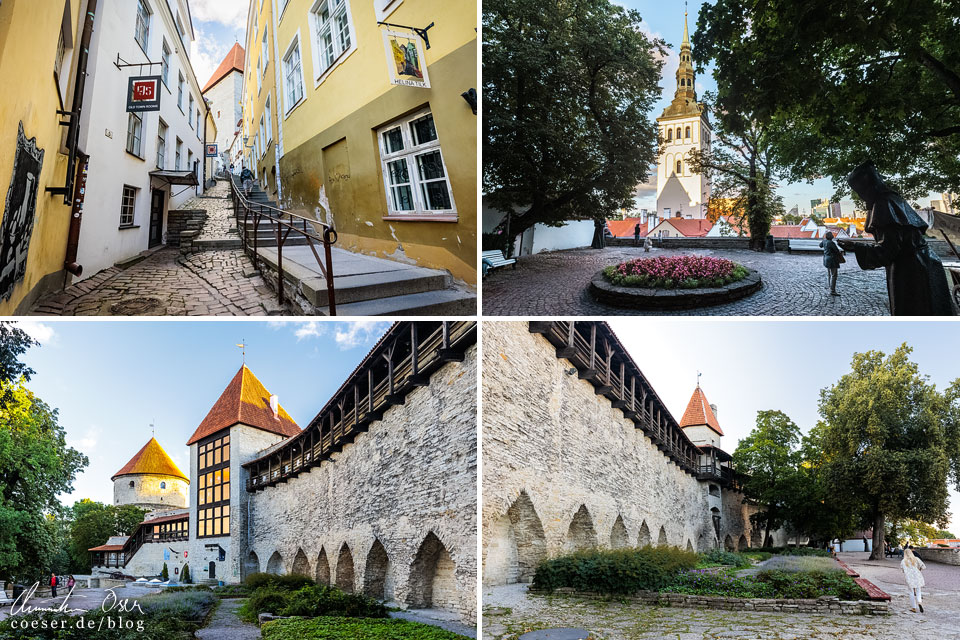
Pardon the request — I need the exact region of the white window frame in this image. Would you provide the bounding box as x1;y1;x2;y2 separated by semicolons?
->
189;95;195;128
376;109;457;219
308;0;357;86
197;109;202;139
281;32;306;116
265;95;273;142
374;0;402;21
161;40;171;87
120;185;138;227
262;28;269;73
126;112;143;157
175;138;182;170
178;73;184;112
134;0;151;53
259;115;266;158
157;119;167;168
256;56;262;93
279;0;291;21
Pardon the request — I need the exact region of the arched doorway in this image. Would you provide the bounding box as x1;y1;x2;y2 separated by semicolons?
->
363;539;391;600
292;548;310;576
266;551;284;575
316;547;331;585
564;505;598;552
336;544;355;593
408;532;458;611
610;515;629;548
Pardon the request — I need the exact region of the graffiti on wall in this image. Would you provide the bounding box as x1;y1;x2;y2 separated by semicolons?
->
0;122;45;301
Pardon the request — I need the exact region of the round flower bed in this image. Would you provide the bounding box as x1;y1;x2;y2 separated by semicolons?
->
590;254;762;310
604;255;747;289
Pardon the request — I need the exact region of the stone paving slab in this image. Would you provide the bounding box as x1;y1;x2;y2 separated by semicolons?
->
182;180;238;241
29;248;290;316
483;246;892;316
195;598;260;640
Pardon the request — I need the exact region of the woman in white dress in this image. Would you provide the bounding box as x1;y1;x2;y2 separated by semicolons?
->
900;546;926;612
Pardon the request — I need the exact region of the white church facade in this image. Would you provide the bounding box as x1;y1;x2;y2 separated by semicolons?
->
656;12;711;220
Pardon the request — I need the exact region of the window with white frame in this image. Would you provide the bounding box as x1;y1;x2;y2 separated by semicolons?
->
161;40;171;87
265;96;272;142
135;0;151;52
178;73;184;111
175;138;182;169
187;149;193;174
189;95;194;127
262;28;269;72
377;111;455;216
311;0;354;77
120;186;137;227
157;120;167;168
374;0;402;20
282;36;304;112
256;56;262;93
197;109;201;138
54;30;66;81
259;115;265;156
126;113;143;156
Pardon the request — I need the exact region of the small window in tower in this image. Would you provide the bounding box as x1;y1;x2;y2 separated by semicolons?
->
160;481;166;489
129;480;134;488
685;126;691;139
676;160;682;174
676;128;682;140
666;129;673;142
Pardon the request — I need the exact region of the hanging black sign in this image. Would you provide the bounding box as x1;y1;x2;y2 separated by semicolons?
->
126;76;162;112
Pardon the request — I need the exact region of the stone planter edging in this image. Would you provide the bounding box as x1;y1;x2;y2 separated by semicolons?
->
528;588;889;616
589;268;762;310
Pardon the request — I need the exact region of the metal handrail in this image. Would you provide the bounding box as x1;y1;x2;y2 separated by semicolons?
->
227;174;338;315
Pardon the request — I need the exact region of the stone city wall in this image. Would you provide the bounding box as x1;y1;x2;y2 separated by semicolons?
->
243;346;477;623
482;323;782;587
915;547;960;566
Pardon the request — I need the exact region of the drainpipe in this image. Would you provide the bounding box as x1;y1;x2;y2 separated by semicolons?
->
63;0;98;277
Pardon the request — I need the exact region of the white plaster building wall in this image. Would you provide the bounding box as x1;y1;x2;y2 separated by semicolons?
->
245;348;477;623
681;425;721;448
113;474;189;511
482;325;713;582
76;0;207;279
656;116;711;219
204;71;242;170
529;221;594;254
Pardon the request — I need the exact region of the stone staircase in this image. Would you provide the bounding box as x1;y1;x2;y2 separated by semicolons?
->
236;181;310;248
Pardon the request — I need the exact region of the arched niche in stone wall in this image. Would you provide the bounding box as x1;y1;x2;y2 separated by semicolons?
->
485;490;546;585
610;515;629;549
724;534;734;551
363;539;392;601
292;548;311;577
637;521;651;547
657;525;668;547
266;550;284;575
336;544;355;593
738;535;749;551
244;551;259;578
751;530;763;548
316;547;331;585
686;539;694;552
564;505;598;553
408;531;458;612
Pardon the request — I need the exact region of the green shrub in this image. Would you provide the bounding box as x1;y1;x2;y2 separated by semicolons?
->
239;586;291;622
279;585;387;618
245;571;276;590
244;572;315;591
181;564;191;583
697;548;751;569
741;551;772;562
663;569;775;598
165;584;212;593
261;616;471;640
213;583;251;598
755;546;831;558
161;562;169;581
532;546;698;594
757;569;867;600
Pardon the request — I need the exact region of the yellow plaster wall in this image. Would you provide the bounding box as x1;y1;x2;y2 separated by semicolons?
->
242;0;280;195
0;0;83;313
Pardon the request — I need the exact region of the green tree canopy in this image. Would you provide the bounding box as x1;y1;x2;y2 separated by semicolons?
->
0;323;37;408
816;344;958;559
732;410;804;545
694;0;960;200
68;501;147;573
483;0;666;244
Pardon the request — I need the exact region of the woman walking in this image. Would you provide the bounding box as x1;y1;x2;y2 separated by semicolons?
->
901;546;926;613
820;231;843;296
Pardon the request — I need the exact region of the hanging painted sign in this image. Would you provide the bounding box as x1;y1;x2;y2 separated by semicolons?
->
126;76;162;112
205;143;218;158
382;29;430;88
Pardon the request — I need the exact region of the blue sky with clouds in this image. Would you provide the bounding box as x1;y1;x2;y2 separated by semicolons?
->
15;320;390;508
619;0;940;215
610;318;960;534
188;0;249;90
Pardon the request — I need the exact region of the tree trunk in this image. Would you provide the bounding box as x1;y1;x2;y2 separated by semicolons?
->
764;521;772;550
870;510;885;561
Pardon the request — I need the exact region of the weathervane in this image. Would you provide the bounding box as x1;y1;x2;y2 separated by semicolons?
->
150;420;156;437
697;370;702;387
236;340;247;365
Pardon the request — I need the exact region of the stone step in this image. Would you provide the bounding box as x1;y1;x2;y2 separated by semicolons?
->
317;289;477;316
194;238;244;250
300;268;453;307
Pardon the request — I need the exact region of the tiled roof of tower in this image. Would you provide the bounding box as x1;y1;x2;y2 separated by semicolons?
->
111;437;188;481
679;386;724;436
186;366;300;445
202;43;245;93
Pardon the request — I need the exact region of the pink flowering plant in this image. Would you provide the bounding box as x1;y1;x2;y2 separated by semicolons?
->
603;255;748;289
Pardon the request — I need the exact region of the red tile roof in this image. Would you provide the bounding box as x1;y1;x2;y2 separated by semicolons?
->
142;512;189;526
661;218;713;237
607;218;648;238
202;43;245;93
679;386;724;435
112;437;188;481
186;366;300;445
768;225;816;239
88;544;125;551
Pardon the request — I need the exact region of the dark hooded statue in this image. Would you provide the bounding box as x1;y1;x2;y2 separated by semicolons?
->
837;161;953;315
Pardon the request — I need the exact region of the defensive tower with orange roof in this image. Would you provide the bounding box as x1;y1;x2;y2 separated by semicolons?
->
112;437;190;512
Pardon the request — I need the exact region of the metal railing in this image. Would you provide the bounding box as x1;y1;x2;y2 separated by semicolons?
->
227;174;338;314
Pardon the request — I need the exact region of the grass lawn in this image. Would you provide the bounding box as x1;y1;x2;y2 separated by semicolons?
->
261;616;473;639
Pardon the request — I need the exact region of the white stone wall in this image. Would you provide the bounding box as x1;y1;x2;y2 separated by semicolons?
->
482;323;781;587
245;347;477;623
656;115;711;219
204;71;242;170
113;474;188;512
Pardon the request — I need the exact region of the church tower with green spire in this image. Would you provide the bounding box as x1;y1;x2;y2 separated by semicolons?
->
655;8;712;222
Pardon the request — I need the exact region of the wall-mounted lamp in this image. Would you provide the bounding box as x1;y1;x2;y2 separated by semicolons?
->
461;88;477;115
565;367;577;376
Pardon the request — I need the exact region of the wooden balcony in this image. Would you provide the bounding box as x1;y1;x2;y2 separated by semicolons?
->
244;321;476;492
529;321;699;474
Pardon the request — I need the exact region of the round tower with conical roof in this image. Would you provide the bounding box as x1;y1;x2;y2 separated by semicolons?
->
112;437;190;512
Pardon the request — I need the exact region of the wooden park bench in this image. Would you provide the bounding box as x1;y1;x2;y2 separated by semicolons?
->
787;238;824;252
482;250;517;277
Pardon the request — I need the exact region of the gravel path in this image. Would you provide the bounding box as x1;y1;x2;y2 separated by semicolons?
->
391;608;478;638
195;598;260;640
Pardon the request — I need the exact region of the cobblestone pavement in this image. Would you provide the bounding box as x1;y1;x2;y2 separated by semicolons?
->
30;247;289;316
183;179;238;241
482;553;960;640
195;598;260;640
482;247;891;316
